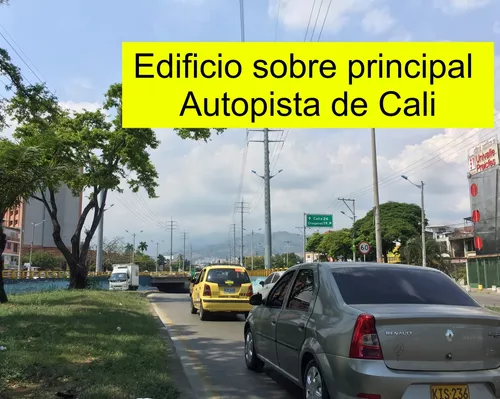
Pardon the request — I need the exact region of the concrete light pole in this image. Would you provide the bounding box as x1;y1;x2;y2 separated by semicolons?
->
401;176;426;267
28;219;45;271
125;229;143;265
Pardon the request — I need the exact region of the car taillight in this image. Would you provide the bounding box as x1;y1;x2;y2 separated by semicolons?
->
349;314;383;360
247;284;253;297
203;284;211;296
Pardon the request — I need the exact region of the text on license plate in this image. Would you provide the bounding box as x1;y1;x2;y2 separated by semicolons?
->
430;385;470;399
224;288;236;294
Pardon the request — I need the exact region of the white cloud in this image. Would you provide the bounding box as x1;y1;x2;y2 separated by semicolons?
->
434;0;491;13
269;0;376;35
361;7;396;35
60;101;101;113
494;20;500;34
388;28;413;42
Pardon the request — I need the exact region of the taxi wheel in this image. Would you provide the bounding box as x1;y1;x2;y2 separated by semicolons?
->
244;328;264;372
199;302;209;321
190;298;197;314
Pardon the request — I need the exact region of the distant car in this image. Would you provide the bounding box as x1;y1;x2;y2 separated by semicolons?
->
189;271;200;296
258;271;285;298
244;262;500;399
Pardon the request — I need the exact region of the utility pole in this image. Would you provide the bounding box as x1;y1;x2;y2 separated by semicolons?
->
165;217;177;272
96;198;114;273
235;200;250;266
401;176;426;267
249;129;284;269
339;198;356;262
230;224;237;264
250;228;261;270
28;219;45;271
371;128;383;263
125;229;142;264
182;231;188;272
151;240;164;272
296;225;306;263
284;240;291;267
190;244;193;273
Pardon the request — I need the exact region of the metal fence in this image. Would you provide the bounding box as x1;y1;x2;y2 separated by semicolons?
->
467;256;500;288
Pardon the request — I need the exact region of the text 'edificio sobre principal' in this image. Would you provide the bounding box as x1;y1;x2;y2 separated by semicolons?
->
121;42;495;129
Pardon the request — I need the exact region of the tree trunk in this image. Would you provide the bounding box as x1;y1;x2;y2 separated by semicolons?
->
68;261;88;289
0;231;9;303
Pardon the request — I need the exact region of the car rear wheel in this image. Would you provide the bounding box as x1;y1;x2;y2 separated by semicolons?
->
199;301;209;321
190;298;197;314
244;328;264;372
303;359;329;399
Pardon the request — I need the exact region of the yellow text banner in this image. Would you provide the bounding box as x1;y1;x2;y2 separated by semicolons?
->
122;42;495;129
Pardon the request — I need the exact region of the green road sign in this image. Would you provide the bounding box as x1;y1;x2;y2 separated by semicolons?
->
306;214;333;228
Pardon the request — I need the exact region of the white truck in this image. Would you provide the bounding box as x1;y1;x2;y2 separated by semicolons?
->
109;264;139;291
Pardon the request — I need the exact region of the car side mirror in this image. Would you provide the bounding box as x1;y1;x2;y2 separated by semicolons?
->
249;293;263;306
259;281;265;286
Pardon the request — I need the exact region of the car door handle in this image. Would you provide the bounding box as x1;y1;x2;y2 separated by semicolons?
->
298;322;305;330
271;319;276;326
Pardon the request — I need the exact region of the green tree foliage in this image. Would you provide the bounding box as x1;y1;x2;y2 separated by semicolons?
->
137;241;148;253
400;236;451;271
272;252;301;268
244;255;265;269
22;250;64;270
354;201;425;262
318;229;353;260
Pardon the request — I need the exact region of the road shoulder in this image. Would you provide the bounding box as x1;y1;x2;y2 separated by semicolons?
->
148;294;198;399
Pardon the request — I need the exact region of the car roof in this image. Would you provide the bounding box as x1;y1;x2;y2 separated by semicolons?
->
316;261;442;273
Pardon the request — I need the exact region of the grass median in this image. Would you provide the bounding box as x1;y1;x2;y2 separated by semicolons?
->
0;290;179;399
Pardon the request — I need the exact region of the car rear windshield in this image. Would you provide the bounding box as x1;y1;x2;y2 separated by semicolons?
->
331;267;479;307
206;268;250;285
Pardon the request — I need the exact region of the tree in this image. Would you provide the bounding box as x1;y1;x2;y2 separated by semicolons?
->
272;252;301;268
137;241;148;253
5;79;162;289
0;142;52;303
354;201;425;262
319;229;353;260
305;232;328;261
124;243;134;253
400;236;452;272
157;254;166;268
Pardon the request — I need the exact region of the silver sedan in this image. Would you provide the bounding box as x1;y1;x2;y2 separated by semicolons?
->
244;262;500;399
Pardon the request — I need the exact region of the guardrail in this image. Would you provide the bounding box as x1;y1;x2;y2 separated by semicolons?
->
1;268;287;280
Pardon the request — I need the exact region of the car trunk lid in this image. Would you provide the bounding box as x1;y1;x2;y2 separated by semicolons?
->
351;304;500;372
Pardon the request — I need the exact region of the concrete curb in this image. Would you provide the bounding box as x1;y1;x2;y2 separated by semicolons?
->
148;301;197;399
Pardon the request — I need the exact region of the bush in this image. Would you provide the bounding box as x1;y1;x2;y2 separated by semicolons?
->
22;250;64;270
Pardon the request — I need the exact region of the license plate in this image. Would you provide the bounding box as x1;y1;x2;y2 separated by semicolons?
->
224;287;236;294
430;385;470;399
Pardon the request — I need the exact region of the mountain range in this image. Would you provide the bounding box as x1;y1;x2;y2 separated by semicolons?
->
191;231;304;259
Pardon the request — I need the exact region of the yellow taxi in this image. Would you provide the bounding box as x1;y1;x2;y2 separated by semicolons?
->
189;271;200;296
190;264;254;320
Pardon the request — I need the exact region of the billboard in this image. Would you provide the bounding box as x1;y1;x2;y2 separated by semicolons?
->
468;137;499;176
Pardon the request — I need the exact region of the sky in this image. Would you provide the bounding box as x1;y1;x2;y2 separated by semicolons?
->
1;0;500;257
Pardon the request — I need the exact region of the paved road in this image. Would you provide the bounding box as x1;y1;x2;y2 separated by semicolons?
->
471;291;500;307
150;292;302;399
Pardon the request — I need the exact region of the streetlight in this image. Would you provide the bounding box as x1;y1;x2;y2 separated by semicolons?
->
151;239;164;273
125;229;143;264
29;219;45;271
340;210;357;262
401;175;426;267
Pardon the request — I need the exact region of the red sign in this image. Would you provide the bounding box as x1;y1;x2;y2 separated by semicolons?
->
472;210;480;223
468;139;499;176
470;183;478;197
